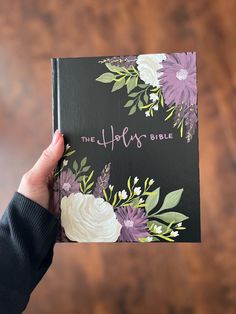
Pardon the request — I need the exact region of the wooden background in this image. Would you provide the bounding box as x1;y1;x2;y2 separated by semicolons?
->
0;0;236;313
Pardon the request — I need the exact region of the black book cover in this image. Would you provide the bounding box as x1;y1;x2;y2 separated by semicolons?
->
52;53;200;243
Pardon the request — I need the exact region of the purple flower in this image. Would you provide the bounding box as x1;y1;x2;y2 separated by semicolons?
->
115;206;149;242
159;52;197;106
53;169;80;215
158;52;198;142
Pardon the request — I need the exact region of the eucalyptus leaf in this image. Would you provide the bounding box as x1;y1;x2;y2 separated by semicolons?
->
145;187;160;213
73;160;78;172
77;176;85;182
128;105;137;115
82;165;91;172
157;188;184;212
96;72;115;83
144;93;148;103
126;76;137;93
112;77;126;92
138;100;143;110
129;92;140;97
154;212;189;224
105;63;123;73
138;84;148;88
80;157;87;167
124;100;134;108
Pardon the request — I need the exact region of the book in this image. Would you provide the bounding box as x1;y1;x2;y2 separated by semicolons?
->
52;53;200;243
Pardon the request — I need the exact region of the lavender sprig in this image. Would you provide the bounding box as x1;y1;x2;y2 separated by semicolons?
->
93;163;111;198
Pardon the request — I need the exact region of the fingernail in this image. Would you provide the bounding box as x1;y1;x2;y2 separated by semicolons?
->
52;129;61;145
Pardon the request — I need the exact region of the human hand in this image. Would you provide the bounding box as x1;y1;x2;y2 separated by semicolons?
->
18;130;64;212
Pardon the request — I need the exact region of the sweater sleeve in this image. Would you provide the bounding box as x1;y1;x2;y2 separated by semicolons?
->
0;192;58;314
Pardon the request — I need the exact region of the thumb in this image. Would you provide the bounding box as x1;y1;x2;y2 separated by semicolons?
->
30;130;64;185
17;130;64;209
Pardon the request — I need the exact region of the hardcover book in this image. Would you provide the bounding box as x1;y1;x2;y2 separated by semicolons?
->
52;53;200;243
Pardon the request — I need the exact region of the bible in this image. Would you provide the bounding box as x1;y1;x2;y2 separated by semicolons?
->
52;53;200;243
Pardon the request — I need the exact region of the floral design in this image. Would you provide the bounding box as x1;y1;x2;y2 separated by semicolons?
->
158;52;197;142
96;52;198;142
116;206;149;242
93;163;111;198
137;54;166;87
61;192;122;242
53;169;80;214
54;147;189;243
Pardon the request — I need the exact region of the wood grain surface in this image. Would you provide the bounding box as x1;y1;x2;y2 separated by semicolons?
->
0;0;236;313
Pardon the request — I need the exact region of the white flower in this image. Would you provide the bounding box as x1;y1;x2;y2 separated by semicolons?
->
170;231;179;237
61;192;122;242
118;190;128;200
137;54;166;87
153;225;162;234
149;93;159;102
66;144;71;150
63;159;68;167
149;179;154;185
109;184;114;191
153;105;159;111
139;198;144;204
146;236;153;242
134;177;139;184
176;222;182;227
145;111;150;117
134;187;142;195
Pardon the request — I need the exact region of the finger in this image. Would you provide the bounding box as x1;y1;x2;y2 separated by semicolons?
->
29;130;64;185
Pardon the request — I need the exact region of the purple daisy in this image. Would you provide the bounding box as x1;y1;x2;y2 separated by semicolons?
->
158;52;197;142
159;52;197;106
115;206;149;242
53;169;80;215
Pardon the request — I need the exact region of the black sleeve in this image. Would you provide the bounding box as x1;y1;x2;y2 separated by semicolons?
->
0;192;58;314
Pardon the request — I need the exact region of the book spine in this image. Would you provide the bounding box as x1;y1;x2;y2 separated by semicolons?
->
51;58;63;241
51;58;60;135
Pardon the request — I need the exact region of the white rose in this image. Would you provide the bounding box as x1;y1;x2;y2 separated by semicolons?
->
61;192;122;242
137;54;166;87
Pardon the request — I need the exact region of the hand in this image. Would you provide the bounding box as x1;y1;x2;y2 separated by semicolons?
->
18;130;64;212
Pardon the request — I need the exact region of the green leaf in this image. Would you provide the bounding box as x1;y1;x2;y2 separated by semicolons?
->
131;197;140;207
73;160;78;172
112;77;125;92
128;105;137;115
160;95;164;107
77;176;85;182
64;150;76;157
154;212;189;224
145;187;160;213
129;92;140;97
138;100;143;110
80;157;87;167
82;165;91;172
126;76;137;93
124;100;134;108
105;63;123;73
144;93;148;103
85;181;94;191
138;84;148;88
87;170;94;182
96;72;116;83
157;188;184;212
127;176;131;192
